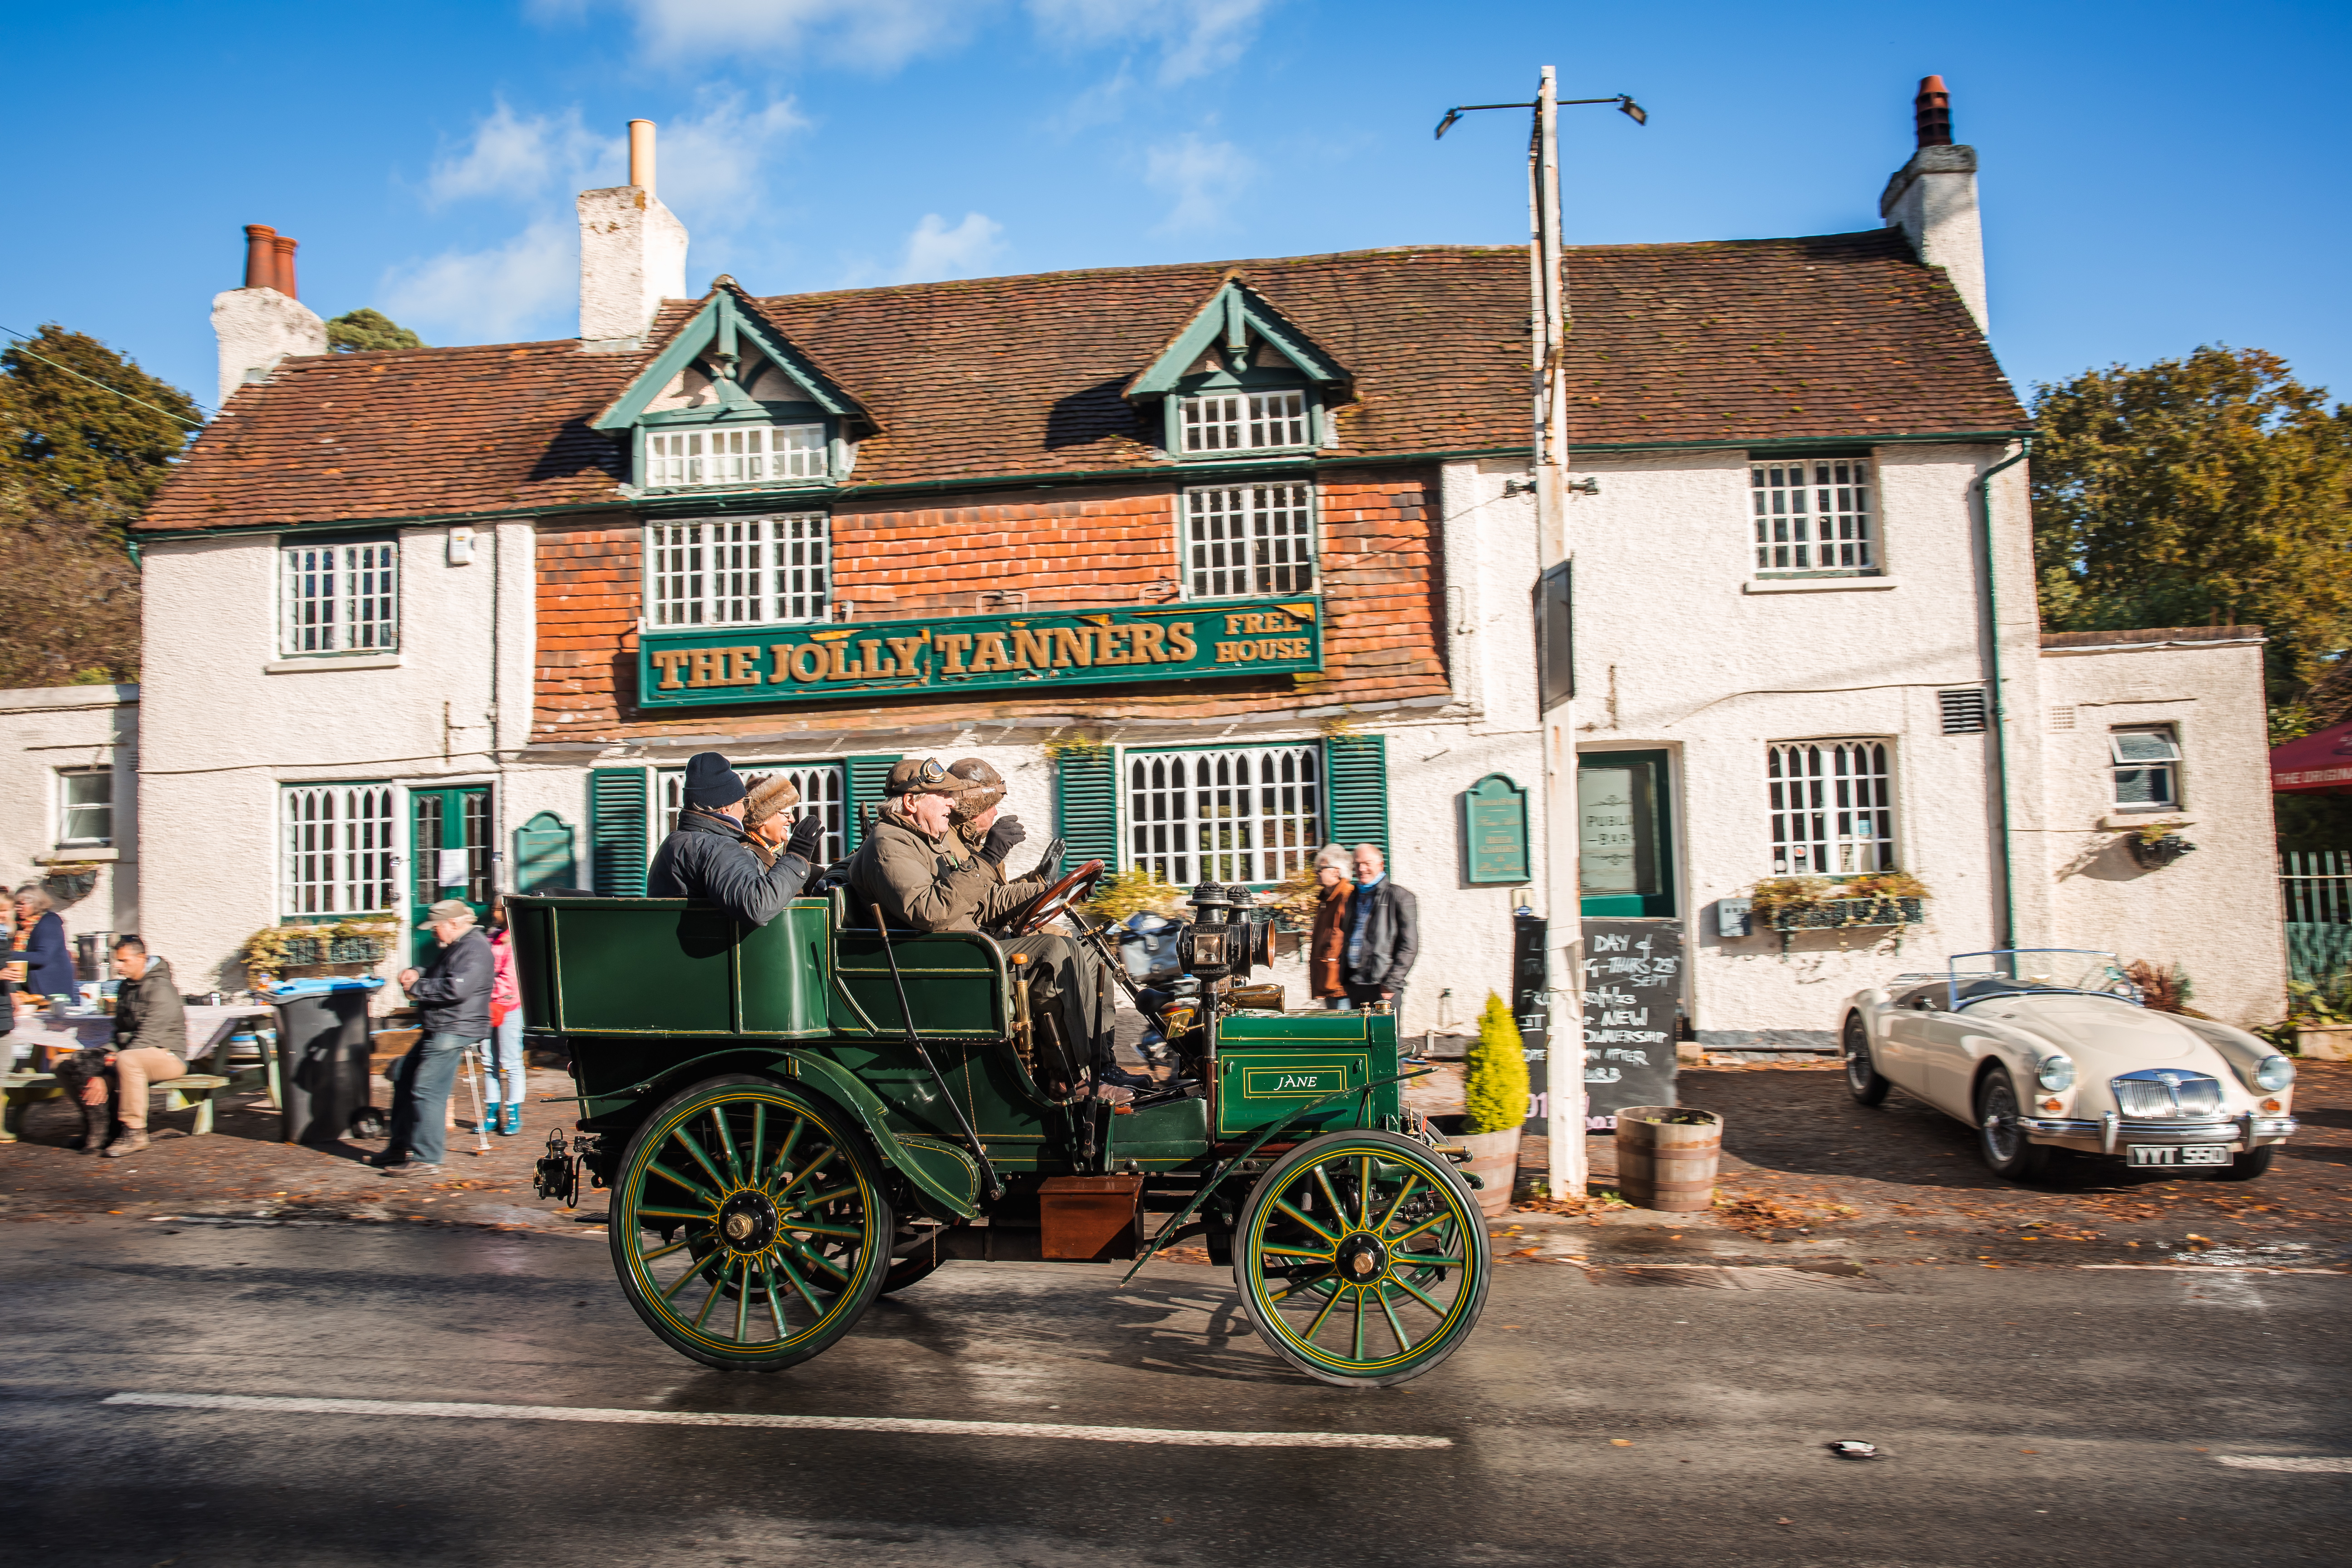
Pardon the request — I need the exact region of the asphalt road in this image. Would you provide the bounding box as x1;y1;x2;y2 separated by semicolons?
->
4;1217;2346;1567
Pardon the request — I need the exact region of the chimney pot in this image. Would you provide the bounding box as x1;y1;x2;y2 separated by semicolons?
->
1914;74;1953;148
243;224;280;291
271;235;301;302
629;119;656;197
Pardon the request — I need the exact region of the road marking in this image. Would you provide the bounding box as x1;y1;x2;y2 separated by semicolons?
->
2216;1455;2352;1473
102;1392;1450;1450
2078;1265;2350;1276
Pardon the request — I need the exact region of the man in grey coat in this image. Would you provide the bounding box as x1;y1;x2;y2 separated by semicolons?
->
55;935;188;1156
1342;844;1419;1013
377;899;493;1176
649;752;824;924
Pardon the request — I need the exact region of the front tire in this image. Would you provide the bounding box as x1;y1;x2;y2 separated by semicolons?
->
1233;1131;1490;1387
2211;1144;2277;1182
609;1074;892;1371
1843;1014;1890;1106
1975;1068;2054;1183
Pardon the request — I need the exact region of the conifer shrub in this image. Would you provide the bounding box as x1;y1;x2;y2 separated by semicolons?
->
1464;991;1529;1134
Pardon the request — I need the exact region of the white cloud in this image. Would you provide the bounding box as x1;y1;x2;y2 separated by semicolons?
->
1025;0;1273;85
621;0;988;71
1146;133;1253;232
380;220;576;342
427;102;618;205
897;212;1007;282
653;94;810;215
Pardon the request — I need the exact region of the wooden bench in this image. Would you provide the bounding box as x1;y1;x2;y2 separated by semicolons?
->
1;1064;255;1141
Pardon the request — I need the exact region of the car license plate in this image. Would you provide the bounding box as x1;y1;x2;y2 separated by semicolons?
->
2128;1144;2231;1167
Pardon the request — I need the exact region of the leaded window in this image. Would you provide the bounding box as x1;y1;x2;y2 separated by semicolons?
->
281;539;398;655
1126;745;1321;886
1183;483;1316;599
1181;390;1310;454
646;514;830;627
1767;740;1894;875
644;424;826;488
1752;459;1874;574
282;783;398;915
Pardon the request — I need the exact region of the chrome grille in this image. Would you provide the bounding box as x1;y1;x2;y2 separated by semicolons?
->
2111;1070;2223;1118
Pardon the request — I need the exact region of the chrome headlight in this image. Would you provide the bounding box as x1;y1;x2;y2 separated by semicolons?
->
2254;1055;2295;1093
2036;1055;2076;1092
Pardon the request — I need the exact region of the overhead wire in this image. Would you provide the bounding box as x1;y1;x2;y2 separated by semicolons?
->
0;322;213;428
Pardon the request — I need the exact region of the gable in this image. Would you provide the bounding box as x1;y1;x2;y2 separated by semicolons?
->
1124;278;1350;402
593;283;874;435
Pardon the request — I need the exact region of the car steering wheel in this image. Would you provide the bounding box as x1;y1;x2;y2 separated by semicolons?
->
1005;859;1106;936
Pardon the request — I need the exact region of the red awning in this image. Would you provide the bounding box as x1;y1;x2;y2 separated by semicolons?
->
2272;719;2352;792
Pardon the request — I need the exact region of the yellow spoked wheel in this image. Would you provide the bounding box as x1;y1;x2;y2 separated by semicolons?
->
609;1075;892;1371
1233;1131;1490;1387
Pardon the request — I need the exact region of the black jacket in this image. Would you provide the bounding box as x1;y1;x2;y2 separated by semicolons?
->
1343;878;1419;990
112;956;189;1057
408;926;493;1038
647;809;812;927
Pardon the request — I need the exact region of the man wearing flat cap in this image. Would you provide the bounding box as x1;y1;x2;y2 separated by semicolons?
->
850;757;1111;1088
649;751;825;924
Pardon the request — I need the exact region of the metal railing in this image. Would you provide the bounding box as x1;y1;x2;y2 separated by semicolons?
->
2280;849;2352;987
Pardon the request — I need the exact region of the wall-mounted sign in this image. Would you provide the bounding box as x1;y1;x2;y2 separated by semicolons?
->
638;596;1322;708
1461;773;1530;884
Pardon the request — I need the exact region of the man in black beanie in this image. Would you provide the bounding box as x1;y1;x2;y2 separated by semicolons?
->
647;751;824;925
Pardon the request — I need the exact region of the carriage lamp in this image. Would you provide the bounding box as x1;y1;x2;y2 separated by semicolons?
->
2254;1055;2295;1093
2035;1055;2076;1092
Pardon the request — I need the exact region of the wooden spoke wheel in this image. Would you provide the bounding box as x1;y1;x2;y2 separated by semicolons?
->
609;1074;892;1371
1233;1131;1490;1387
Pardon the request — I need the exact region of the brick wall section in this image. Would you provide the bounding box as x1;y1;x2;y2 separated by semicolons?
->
528;471;1447;745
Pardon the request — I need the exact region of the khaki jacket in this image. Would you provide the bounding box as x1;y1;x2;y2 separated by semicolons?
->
851;814;1043;933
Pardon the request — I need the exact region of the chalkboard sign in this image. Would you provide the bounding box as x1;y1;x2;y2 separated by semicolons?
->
1580;918;1682;1131
1512;909;1551;1135
1462;774;1530;884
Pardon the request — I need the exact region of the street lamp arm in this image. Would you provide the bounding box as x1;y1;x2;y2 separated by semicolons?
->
1435;94;1647;138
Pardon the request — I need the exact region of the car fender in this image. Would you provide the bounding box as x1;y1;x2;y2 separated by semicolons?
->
777;1050;983;1222
1953;1019;2057;1122
2170;1015;2295;1104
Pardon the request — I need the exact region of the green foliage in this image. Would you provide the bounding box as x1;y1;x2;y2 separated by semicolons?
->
327;308;426;354
0;325;201;687
1464;991;1529;1135
2031;346;2352;706
1080;866;1188;923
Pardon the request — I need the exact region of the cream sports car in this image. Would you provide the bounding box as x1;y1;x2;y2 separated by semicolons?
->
1840;950;2297;1182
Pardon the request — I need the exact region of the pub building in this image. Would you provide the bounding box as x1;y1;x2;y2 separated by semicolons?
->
133;89;2284;1050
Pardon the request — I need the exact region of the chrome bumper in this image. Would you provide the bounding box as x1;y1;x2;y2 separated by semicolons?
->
2008;1112;2297;1154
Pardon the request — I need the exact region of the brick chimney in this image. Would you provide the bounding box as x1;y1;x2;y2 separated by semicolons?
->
1879;75;1987;334
211;223;328;405
577;118;688;346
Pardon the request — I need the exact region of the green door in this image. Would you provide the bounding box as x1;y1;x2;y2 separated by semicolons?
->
1578;751;1676;917
411;785;493;962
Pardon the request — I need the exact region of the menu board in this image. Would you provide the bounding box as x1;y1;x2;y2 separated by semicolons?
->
1511;910;1551;1135
1580;918;1682;1130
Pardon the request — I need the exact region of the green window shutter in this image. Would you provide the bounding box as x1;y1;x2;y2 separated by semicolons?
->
843;754;901;852
587;767;649;896
1324;734;1390;866
1055;745;1119;868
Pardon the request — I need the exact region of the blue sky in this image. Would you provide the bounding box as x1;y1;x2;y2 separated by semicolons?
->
6;0;2347;416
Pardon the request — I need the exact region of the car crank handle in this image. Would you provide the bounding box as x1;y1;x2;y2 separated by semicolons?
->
870;907;1003;1201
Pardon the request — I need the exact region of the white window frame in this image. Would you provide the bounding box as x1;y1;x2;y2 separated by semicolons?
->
280;537;399;656
645;513;831;629
1181;483;1317;600
643;424;827;489
1124;744;1322;887
2110;725;2183;811
281;782;400;916
1751;458;1876;576
55;766;113;848
1179;389;1312;455
656;762;849;866
1767;739;1895;876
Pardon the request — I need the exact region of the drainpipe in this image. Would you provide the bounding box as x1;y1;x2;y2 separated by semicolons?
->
1972;435;2032;948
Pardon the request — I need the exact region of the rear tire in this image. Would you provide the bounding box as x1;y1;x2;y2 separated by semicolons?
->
1975;1069;2054;1183
1843;1014;1890;1106
2211;1144;2277;1182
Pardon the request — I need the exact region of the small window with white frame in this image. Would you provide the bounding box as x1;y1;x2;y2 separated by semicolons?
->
1752;457;1876;576
643;424;826;489
1183;483;1316;599
281;783;399;915
56;767;112;848
1126;744;1321;886
281;537;399;656
657;762;848;865
1767;739;1895;874
646;514;830;628
2110;725;2182;810
1180;390;1310;454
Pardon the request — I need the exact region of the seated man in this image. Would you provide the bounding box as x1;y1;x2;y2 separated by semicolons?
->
946;757;1058;932
849;758;1114;1092
649;752;824;925
54;935;187;1158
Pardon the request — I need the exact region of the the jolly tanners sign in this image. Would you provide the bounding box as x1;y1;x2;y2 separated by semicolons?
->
638;596;1323;708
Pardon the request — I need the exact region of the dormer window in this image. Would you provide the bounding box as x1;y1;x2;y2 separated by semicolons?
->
645;424;826;488
1182;390;1309;454
1124;279;1350;463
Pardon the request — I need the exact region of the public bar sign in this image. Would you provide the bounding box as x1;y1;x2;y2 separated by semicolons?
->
638;596;1323;707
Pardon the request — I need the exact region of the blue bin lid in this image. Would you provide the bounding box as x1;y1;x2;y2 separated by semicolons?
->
268;976;388;1000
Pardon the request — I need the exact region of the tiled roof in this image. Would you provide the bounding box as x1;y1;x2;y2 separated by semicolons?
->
144;232;2023;533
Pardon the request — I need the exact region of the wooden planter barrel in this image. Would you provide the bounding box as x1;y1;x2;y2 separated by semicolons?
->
1614;1106;1722;1213
1454;1127;1521;1219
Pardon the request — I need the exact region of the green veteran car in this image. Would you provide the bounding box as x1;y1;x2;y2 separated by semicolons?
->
510;870;1490;1386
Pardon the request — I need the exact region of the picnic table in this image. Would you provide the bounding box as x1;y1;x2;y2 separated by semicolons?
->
1;1004;277;1142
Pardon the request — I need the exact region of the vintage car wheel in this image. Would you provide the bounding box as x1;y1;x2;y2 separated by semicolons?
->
609;1074;893;1372
1233;1131;1490;1388
1843;1013;1890;1106
2211;1144;2277;1182
1973;1068;2055;1183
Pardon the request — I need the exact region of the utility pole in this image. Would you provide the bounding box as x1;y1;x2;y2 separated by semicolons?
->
1435;71;1645;1204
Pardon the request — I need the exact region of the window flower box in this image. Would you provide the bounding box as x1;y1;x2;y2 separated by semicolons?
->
1761;895;1926;932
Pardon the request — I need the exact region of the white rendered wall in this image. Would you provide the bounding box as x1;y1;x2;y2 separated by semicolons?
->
2037;641;2285;1027
577;187;689;343
0;684;140;966
210;289;328;408
1880;147;1989;334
